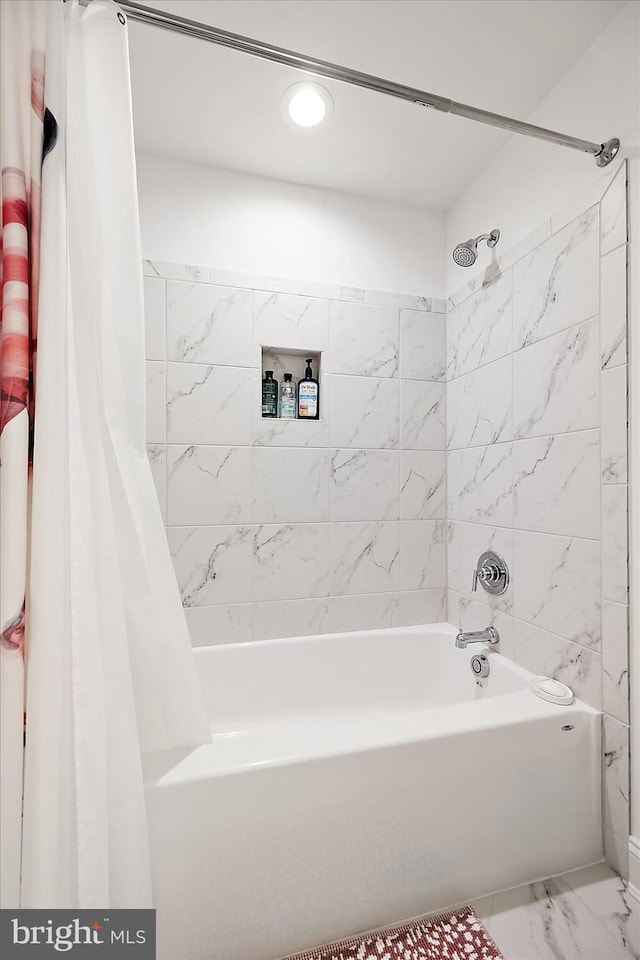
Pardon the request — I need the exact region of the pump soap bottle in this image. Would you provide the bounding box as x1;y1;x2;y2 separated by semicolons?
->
261;370;278;418
297;359;319;420
279;373;297;419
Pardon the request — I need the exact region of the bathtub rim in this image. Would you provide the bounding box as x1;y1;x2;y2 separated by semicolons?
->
191;619;459;656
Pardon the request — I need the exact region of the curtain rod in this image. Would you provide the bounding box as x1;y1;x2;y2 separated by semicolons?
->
94;0;620;167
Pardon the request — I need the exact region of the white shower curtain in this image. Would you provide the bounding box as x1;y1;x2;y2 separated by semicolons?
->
1;0;209;909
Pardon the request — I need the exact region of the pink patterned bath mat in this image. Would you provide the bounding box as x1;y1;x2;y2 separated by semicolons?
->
283;907;504;960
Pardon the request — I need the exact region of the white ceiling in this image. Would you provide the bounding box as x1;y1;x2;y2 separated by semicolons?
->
129;0;625;209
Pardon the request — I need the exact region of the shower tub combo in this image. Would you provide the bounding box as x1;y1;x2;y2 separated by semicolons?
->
143;623;602;960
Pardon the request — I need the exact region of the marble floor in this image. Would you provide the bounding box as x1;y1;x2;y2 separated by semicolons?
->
469;863;639;960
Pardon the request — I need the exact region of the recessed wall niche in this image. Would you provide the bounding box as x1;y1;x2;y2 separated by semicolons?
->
145;259;448;648
260;346;323;419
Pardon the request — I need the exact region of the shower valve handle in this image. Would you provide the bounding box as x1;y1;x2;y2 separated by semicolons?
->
471;551;510;597
472;563;500;591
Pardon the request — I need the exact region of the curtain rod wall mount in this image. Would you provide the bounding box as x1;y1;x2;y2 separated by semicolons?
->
97;0;620;167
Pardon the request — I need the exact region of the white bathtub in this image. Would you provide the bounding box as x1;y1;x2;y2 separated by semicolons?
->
143;623;602;960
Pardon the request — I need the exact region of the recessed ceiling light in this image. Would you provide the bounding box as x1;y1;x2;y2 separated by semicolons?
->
282;82;333;128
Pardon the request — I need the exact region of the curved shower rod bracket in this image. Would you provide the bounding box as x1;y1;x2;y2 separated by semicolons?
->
97;0;621;167
594;138;621;167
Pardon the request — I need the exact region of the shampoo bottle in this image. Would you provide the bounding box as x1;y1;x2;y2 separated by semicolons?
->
261;370;278;418
297;359;319;420
279;373;297;419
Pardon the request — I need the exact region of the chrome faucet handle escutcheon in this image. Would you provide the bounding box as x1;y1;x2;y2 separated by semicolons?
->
472;550;509;596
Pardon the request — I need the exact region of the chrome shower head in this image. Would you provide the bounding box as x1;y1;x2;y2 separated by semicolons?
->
452;240;478;267
452;228;500;267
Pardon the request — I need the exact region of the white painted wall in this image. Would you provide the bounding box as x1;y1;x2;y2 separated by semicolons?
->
445;0;639;296
136;154;445;297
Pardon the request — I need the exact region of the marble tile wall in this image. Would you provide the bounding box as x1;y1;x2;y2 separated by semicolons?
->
143;162;630;879
144;262;448;646
446;162;630;877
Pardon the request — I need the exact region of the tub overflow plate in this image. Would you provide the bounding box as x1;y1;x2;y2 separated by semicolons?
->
470;653;490;679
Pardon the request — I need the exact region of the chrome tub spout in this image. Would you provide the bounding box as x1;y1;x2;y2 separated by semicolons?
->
455;626;499;649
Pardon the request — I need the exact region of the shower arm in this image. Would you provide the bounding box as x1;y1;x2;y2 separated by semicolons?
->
93;0;620;167
477;230;500;248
